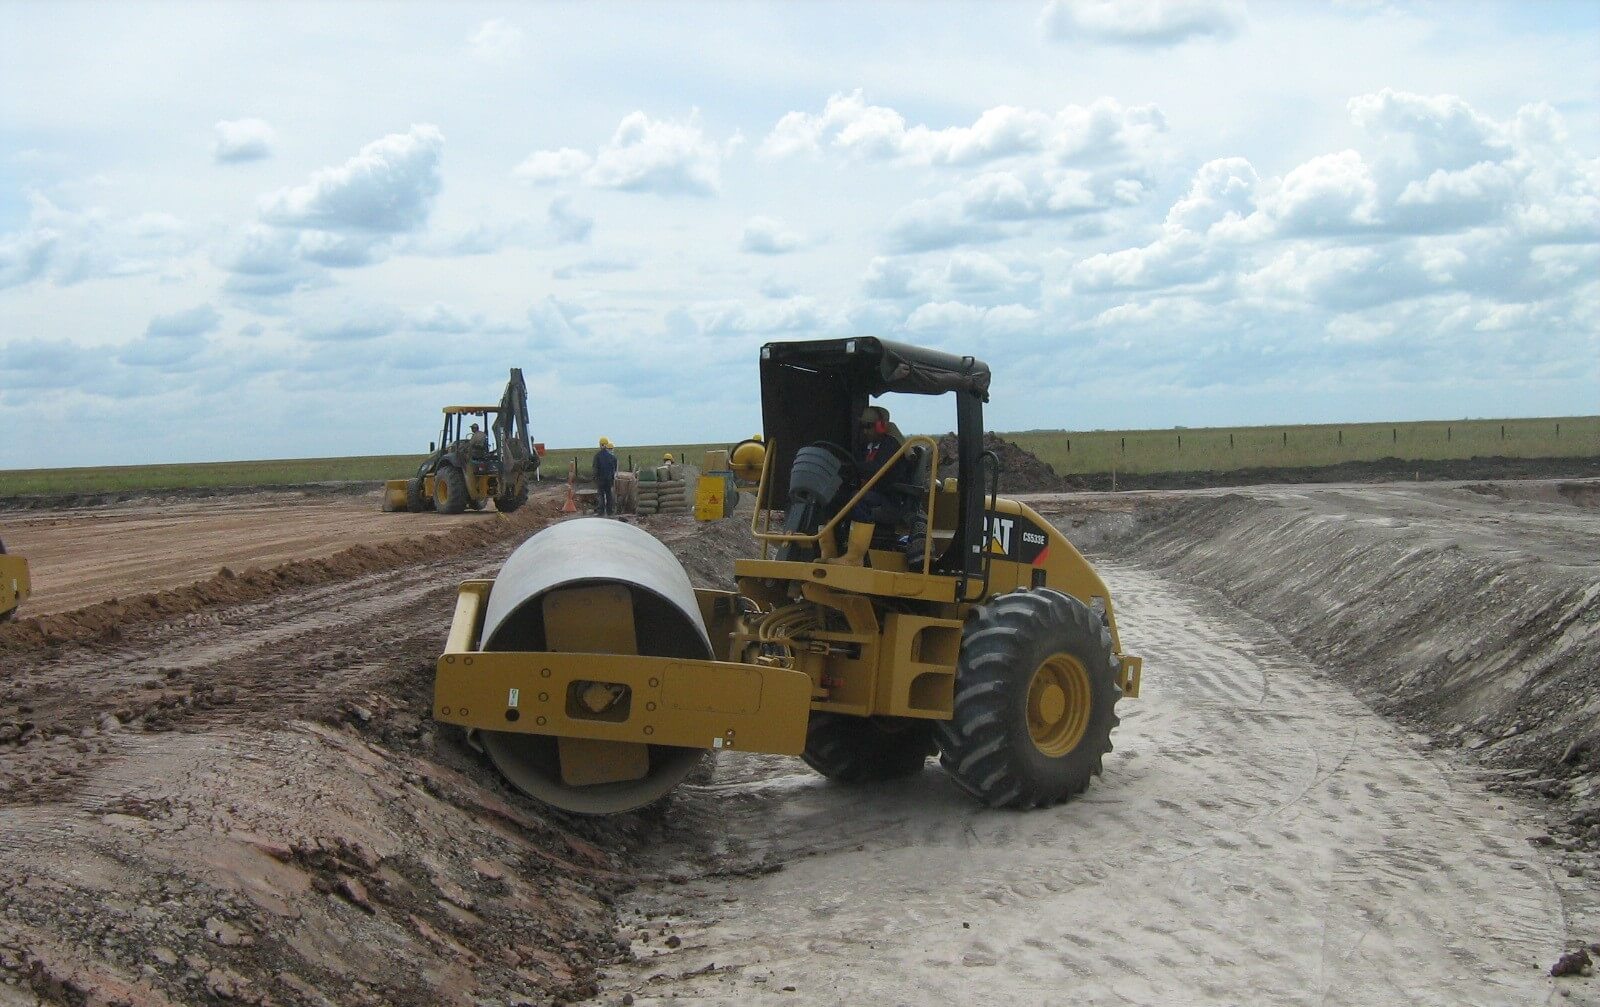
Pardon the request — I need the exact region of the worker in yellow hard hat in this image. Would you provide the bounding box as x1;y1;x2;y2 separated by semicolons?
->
593;438;618;516
662;452;674;463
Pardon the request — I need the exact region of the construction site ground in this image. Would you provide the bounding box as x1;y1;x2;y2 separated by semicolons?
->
1;474;1597;1005
0;489;494;618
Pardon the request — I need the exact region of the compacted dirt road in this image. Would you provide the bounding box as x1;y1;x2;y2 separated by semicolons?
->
0;489;477;617
0;480;1595;1005
604;561;1572;1005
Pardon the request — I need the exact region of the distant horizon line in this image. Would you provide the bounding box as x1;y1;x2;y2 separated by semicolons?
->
2;413;1594;475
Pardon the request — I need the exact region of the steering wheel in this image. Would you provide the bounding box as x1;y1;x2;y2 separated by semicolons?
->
807;440;857;480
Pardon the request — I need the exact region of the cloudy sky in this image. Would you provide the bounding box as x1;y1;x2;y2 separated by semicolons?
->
1;0;1596;468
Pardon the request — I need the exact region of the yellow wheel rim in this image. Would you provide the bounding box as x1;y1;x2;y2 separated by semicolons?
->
1027;653;1092;757
436;480;450;505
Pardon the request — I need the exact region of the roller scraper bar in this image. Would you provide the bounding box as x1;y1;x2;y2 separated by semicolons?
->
434;519;812;814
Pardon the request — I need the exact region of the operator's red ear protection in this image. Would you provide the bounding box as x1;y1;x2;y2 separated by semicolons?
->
873;418;887;436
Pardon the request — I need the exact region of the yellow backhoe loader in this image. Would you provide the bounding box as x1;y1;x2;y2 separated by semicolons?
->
433;338;1142;813
383;368;543;515
0;538;31;622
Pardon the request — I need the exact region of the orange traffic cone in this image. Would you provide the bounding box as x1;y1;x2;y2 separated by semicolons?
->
561;460;578;514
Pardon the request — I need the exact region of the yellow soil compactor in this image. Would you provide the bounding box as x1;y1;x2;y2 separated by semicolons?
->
434;338;1141;813
0;538;30;622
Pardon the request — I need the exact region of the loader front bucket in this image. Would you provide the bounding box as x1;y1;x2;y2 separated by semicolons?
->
381;480;410;512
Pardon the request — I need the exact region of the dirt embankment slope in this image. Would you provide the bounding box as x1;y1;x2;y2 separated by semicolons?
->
1098;480;1600;843
0;515;741;1007
939;432;1600;493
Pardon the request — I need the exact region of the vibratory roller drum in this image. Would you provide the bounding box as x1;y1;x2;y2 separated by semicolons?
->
475;520;714;814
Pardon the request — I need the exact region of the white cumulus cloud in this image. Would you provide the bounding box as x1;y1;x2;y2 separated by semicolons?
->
212;118;276;163
740;216;802;255
513;147;592;183
1040;0;1245;46
762;91;1165;167
1349;88;1511;171
467;18;524;62
905;299;1040;336
1260;150;1381;235
515;112;724;196
1067;88;1600;336
260;124;444;233
887;166;1146;251
145;304;221;338
0;195;192;290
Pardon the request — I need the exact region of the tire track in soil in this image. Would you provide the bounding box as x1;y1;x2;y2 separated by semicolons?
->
596;558;1576;1006
0;550;501;805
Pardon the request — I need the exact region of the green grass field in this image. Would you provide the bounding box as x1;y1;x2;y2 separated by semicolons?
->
0;445;726;497
0;455;416;498
1009;415;1598;476
1;418;1594;497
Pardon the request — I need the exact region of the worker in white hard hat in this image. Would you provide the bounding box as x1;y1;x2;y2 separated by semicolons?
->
594;437;618;516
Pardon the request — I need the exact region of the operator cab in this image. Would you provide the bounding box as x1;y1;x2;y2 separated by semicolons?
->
439;405;500;471
756;338;993;589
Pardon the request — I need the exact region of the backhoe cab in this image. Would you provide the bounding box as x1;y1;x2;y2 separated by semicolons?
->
433;338;1142;814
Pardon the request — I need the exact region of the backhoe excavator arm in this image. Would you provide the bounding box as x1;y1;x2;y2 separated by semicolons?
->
493;367;533;474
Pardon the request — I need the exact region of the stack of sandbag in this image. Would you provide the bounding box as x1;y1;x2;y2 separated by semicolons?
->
613;471;637;512
635;463;696;515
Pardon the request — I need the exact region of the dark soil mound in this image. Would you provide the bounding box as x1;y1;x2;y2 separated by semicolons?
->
936;433;1064;493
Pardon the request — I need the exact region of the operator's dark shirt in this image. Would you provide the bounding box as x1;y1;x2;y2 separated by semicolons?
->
593;448;618;485
858;435;902;482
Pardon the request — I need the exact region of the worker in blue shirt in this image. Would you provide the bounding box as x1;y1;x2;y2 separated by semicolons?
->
593;437;619;516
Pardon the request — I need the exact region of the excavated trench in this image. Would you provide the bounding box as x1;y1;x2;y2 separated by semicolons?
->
1084;482;1600;805
1;481;1597;1005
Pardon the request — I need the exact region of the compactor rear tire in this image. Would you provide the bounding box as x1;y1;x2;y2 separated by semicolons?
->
802;713;936;784
435;466;468;514
935;589;1121;809
405;477;427;513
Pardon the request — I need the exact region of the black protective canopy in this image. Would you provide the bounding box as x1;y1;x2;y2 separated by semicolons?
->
758;338;992;589
759;337;990;400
